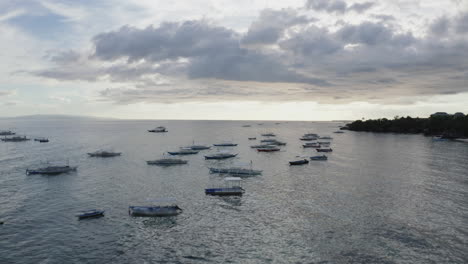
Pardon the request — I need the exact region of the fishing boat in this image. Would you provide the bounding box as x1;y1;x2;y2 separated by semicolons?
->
303;143;320;148
76;209;105;220
209;167;262;176
204;153;238;160
260;139;286;145
261;133;276;137
289;159;309;165
248;137;256;140
34;137;49;143
316;148;333;152
310;155;328;160
257;146;280;152
318;141;331;145
26;164;77;175
148;126;168;132
333;131;344;134
167;149;199;155
250;144;274;148
129;198;182;217
1;136;30;142
300;136;317;141
0;130;15;136
213;143;238;147
146;159;188;166
205;177;245;196
87;150;122;157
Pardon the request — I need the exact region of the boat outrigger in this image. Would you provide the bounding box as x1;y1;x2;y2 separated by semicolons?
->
205;177;245;196
129;198;182;217
146;159;188;166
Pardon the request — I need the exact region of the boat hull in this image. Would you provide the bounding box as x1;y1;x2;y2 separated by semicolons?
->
77;211;105;220
129;206;182;217
289;160;309;165
205;187;244;196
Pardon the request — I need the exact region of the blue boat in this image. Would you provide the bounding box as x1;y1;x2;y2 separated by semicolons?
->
205;177;245;196
310;155;328;160
76;209;104;220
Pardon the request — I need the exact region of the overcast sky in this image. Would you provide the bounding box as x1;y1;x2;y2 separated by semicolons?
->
0;0;467;120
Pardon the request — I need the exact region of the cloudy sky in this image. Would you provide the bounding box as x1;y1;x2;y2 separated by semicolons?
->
0;0;467;120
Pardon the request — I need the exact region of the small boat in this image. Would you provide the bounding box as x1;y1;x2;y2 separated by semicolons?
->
303;143;320;148
257;147;280;152
204;153;238;160
300;136;317;141
205;177;245;196
318;141;331;145
333;131;344;134
304;133;318;137
1;136;30;142
454;138;468;143
248;137;256;140
209;167;262;176
147;159;188;166
76;209;104;220
0;130;15;136
213;143;238;147
319;136;333;140
34;137;49;143
88;150;122;157
167;149;199;155
148;126;168;132
310;155;328;160
185;144;211;150
242;125;251;127
129;198;182;217
289;159;309;165
316;148;333;152
261;133;276;137
250;144;274;148
26;165;77;175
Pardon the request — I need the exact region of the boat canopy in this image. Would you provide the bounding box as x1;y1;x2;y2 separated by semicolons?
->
225;177;242;182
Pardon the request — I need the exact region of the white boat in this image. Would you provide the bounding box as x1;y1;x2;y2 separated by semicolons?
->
129;198;182;217
205;177;245;196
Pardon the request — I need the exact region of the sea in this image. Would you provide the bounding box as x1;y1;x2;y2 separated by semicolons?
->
0;117;467;263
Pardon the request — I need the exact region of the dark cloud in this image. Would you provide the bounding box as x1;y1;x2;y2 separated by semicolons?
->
305;0;374;14
455;12;468;33
430;17;450;36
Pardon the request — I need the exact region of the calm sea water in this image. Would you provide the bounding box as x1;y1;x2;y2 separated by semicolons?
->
0;117;467;263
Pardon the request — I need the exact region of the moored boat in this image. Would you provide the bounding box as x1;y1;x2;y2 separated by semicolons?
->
129;199;182;217
303;142;320;148
148;126;168;132
316;148;333;152
205;177;245;196
26;165;77;175
248;137;256;140
146;158;188;166
1;136;30;142
88;150;122;157
333;131;344;134
76;209;105;220
261;133;276;137
257;146;280;152
0;130;15;136
213;143;238;147
34;137;49;143
310;155;328;160
209;167;262;176
289;159;309;165
204;153;237;160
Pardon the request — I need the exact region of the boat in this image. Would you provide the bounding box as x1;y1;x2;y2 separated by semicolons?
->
248;137;256;140
146;159;188;166
310;155;328;160
300;136;317;141
316;148;333;152
318;141;331;145
242;125;251;127
0;130;15;136
303;143;320;148
26;165;77;175
1;136;30;142
87;150;122;157
260;139;286;145
333;131;344;134
319;136;333;140
213;143;238;147
250;144;274;148
148;126;168;132
76;209;104;220
34;137;49;143
204;153;237;160
205;177;245;196
432;136;449;141
209;167;262;176
167;149;199;155
129;198;182;217
257;146;280;152
261;133;276;137
289;159;309;165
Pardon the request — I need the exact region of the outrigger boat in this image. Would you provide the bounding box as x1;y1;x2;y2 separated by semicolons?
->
257;146;280;152
26;164;77;175
148;126;168;132
209;167;262;176
0;130;15;136
1;136;30;142
87;150;122;157
76;209;104;220
310;155;328;160
213;143;238;147
129;198;182;217
205;177;245;196
34;137;49;143
146;159;188;166
204;153;237;160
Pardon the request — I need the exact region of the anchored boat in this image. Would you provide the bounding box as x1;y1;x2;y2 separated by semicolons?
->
146;158;188;166
209;167;262;176
316;148;333;152
76;209;104;220
129;198;182;217
310;155;328;160
26;164;77;175
205;177;245;196
1;136;30;142
34;137;49;143
289;159;309;165
204;153;238;160
148;126;168;132
303;142;320;148
213;143;238;147
0;130;15;136
88;150;122;157
167;149;199;155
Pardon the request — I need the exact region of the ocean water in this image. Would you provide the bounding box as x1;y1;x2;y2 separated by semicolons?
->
0;117;467;263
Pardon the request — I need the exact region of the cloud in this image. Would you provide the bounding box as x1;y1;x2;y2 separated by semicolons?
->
305;0;374;14
0;90;15;97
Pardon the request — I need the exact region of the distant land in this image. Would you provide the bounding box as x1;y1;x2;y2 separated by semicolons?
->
343;112;468;138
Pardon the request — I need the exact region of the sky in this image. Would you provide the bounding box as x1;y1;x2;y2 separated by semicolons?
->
0;0;467;120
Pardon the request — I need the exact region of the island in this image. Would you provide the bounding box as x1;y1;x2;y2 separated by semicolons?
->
343;112;468;138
